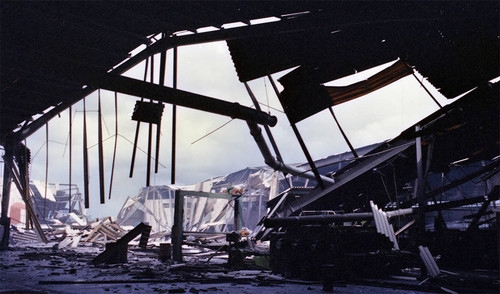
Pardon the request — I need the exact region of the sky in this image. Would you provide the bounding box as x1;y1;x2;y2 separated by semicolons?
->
1;40;455;219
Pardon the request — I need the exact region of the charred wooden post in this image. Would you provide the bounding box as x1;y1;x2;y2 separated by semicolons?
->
233;195;241;231
172;189;184;263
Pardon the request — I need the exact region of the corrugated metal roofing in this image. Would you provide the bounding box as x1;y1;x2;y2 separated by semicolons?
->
227;2;499;98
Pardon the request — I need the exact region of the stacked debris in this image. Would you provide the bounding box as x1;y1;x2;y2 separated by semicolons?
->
116;168;281;234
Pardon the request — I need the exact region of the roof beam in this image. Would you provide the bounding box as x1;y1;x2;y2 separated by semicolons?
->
8;15;317;144
87;73;277;127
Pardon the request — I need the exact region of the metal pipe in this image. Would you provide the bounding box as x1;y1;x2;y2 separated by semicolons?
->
89;72;277;127
264;213;375;227
171;46;178;184
264;193;497;228
98;90;105;204
156;43;167;174
83;97;90;208
328;107;358;158
129;58;149;178
147;121;152;187
244;82;284;162
146;56;154;187
23;140;30;229
247;121;334;185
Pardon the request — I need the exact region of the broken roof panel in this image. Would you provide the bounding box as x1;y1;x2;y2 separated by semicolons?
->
277;60;413;123
227;2;499;97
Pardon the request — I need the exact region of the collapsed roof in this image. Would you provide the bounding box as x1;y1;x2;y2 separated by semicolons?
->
272;82;499;217
2;2;498;145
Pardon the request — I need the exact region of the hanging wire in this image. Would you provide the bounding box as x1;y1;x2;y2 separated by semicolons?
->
190;118;234;145
116;134;167;168
378;172;394;203
63;109;77;157
31;142;46;168
258;102;284;113
190;103;257;145
263;77;270;114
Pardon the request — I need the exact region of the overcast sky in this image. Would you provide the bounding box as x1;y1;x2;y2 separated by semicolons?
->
4;40;454;219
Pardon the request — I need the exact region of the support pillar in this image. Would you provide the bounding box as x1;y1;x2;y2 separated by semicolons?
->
171;46;178;185
234;196;241;231
172;189;184;262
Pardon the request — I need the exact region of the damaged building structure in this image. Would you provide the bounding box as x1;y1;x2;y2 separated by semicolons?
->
1;2;499;293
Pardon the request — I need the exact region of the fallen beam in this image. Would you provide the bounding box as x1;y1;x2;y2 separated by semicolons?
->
280;141;415;216
10;162;48;243
264;191;499;228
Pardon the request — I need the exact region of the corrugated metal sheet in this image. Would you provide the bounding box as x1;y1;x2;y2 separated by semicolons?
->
326;60;413;106
277;60;413;123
